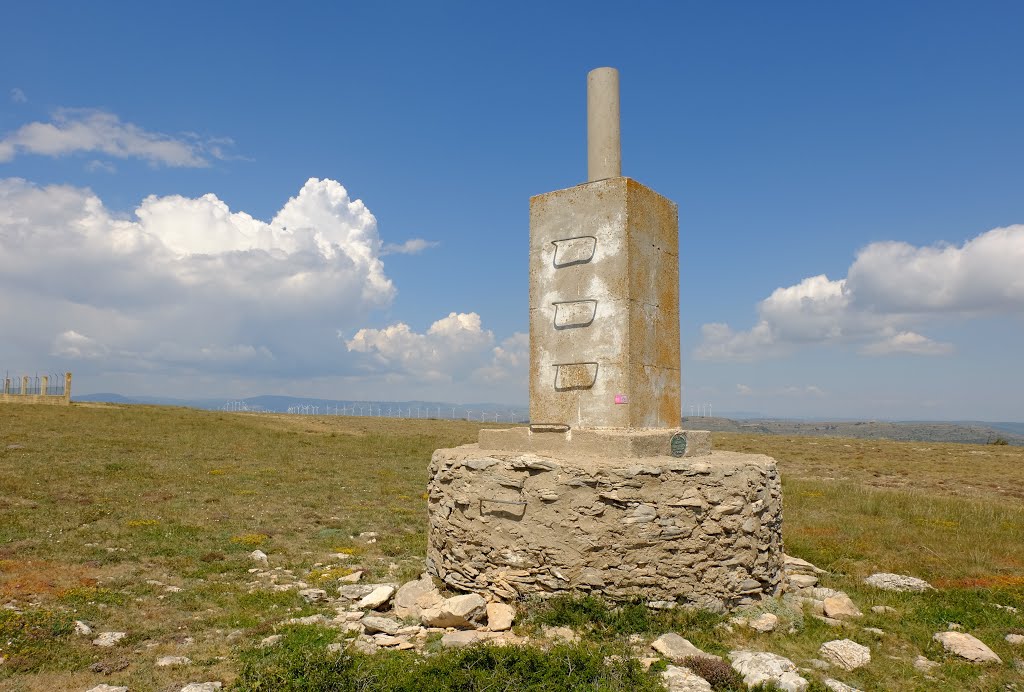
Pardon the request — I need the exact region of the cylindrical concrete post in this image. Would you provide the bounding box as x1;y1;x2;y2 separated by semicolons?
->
41;376;48;395
22;376;29;396
587;67;621;182
65;372;72;403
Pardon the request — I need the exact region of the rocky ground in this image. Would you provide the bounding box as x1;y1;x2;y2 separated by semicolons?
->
33;550;1017;691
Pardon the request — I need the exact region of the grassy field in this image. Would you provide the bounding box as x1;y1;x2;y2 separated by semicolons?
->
1;403;1023;690
681;416;1024;446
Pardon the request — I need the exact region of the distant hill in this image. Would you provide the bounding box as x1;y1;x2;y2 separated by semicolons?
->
990;421;1024;437
681;416;1024;446
75;392;527;422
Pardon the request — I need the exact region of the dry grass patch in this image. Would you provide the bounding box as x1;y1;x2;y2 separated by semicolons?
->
715;432;1024;503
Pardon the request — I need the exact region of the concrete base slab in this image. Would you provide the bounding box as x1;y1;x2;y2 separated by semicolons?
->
478;427;711;459
427;444;784;611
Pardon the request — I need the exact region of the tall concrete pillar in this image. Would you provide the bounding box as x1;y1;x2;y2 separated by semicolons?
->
65;372;73;403
41;375;48;396
587;67;621;182
21;376;29;396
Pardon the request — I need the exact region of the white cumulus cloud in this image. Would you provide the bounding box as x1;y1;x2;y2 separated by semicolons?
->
382;238;439;255
0;177;398;382
859;331;954;356
346;313;527;385
696;225;1024;361
0;109;233;167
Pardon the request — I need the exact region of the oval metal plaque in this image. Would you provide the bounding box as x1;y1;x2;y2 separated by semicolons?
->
670;432;687;458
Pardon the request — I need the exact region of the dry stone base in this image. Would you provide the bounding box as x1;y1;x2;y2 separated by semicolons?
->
427;444;783;610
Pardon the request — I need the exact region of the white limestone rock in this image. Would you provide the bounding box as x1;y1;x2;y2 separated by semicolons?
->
249;550;269;567
180;684;222;692
486;602;516;631
393;575;443;620
870;605;897;615
1005;633;1024;645
651;633;716;662
818;639;871;670
259;634;283;648
337;584;377;600
74;620;93;635
86;686;129;692
784;554;825;574
730;650;808;692
541;625;579;643
361;615;402;635
420;593;486;628
357;585;396;610
823;595;863;620
788;574;818;589
810;587;846;600
749;613;779;633
863;573;933;593
334;609;364;622
92;631;127;647
339;571;363;583
441;630;501;647
298;588;328;603
933;631;1002;663
662;664;713;692
824;679;863;692
156;655;191;667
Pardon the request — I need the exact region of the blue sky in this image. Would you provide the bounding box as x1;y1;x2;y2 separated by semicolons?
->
1;2;1022;420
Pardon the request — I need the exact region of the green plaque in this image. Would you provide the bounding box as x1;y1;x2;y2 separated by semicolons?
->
670;432;687;458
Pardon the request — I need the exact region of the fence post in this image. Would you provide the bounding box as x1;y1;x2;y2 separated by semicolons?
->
41;375;49;396
22;376;29;397
65;372;73;404
3;378;8;395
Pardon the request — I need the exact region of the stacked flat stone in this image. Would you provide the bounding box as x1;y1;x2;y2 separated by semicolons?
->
427;445;783;610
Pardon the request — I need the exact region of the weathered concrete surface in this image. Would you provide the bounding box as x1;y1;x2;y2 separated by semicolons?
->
587;67;621;181
427;444;783;610
529;177;680;430
478;427;711;459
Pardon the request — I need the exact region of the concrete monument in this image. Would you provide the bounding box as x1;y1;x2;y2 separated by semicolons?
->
427;68;784;610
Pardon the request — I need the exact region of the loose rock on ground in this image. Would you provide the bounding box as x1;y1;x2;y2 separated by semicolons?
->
818;639;871;670
661;664;713;692
651;633;716;662
933;631;1002;663
730;650;808;691
863;572;933;593
92;632;127;647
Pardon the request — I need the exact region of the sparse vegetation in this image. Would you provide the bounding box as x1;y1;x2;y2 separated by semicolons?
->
682;655;746;690
0;403;1022;690
234;624;662;691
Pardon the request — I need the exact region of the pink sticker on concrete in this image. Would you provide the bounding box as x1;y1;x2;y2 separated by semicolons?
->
614;394;628;404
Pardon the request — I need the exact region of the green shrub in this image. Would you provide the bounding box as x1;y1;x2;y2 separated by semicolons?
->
524;594;723;643
233;625;664;691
